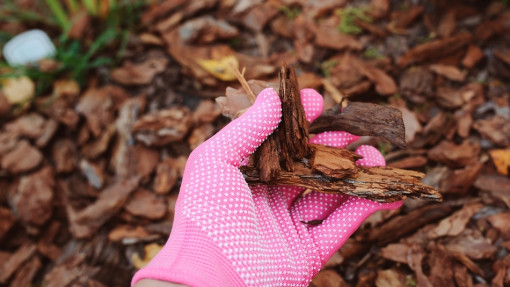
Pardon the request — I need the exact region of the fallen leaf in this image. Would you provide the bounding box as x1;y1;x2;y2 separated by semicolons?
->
131;243;163;269
197;55;238;81
217;80;277;119
489;149;510;176
1;76;34;104
153;158;179;194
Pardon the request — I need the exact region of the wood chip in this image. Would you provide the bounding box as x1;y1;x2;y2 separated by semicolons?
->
429;64;467;82
0;207;16;239
428;140;480;168
132;107;192;146
111;57;168;85
124;188;167;220
1;140;42;174
428;203;483;238
0;243;36;283
398;32;472;67
64;176;141;238
9;166;54;226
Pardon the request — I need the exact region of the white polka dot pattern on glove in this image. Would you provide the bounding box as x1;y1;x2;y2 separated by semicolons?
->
132;88;403;287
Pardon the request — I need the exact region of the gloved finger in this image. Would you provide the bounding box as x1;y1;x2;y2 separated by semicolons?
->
190;88;281;167
275;89;324;208
292;143;385;222
309;197;403;265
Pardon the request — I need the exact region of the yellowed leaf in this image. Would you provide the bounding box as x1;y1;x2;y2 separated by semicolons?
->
131;243;163;269
1;76;35;104
490;149;510;176
197;55;238;81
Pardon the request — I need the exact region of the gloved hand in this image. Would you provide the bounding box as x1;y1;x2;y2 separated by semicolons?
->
132;88;402;287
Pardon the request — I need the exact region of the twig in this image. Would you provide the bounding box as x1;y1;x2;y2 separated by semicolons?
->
229;61;256;103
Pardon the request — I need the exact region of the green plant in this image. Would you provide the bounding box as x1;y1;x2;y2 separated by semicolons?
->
405;275;417;287
337;6;372;35
319;59;338;78
363;47;384;59
279;6;301;20
377;141;392;155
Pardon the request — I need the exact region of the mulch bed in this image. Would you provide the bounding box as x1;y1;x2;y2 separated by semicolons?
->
1;0;510;286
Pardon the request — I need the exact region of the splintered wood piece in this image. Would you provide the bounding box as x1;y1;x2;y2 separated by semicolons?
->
241;164;440;203
254;64;310;181
309;144;361;178
309;102;406;149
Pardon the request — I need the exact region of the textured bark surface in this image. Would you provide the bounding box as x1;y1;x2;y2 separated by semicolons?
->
310;102;406;149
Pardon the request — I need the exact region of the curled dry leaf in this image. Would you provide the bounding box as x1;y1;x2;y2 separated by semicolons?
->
131;107;192;146
217;80;277;118
111;57;168;85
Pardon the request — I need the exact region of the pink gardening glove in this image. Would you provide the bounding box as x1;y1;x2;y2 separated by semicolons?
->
132;88;402;286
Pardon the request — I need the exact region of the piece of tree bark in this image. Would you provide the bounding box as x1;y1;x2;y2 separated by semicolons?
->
241;157;441;203
309;102;406;149
253;64;310;182
249;65;440;203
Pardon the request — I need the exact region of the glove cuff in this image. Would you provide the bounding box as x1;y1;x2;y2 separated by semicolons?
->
131;213;245;287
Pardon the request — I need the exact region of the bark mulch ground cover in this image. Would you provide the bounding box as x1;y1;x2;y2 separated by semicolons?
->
1;0;510;286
